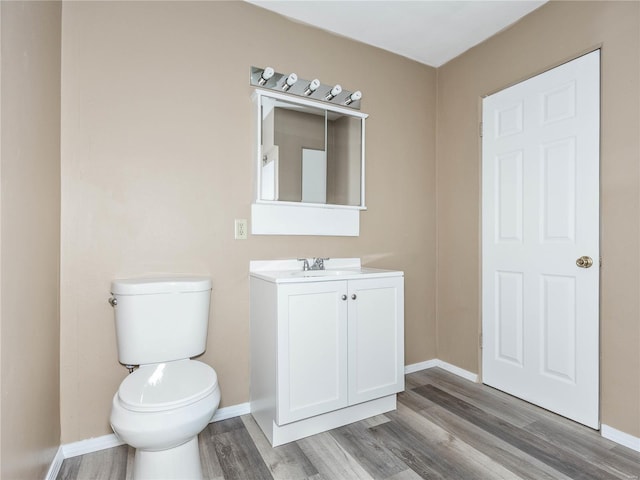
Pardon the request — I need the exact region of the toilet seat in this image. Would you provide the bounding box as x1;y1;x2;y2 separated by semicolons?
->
118;360;218;413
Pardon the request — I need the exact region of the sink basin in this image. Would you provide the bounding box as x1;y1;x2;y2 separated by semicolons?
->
290;270;359;277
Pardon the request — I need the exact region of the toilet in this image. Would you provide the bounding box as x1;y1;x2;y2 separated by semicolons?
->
109;276;221;480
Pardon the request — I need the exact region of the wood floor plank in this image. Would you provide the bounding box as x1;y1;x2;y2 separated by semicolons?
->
386;469;427;480
76;444;128;480
397;387;438;413
125;447;135;480
358;413;391;428
402;395;574;480
411;368;542;428
611;444;640;465
241;414;318;480
204;417;273;480
388;403;524;480
414;384;624;480
297;431;375;480
56;455;82;480
329;420;412;479
208;416;246;435
199;423;226;480
367;415;452;480
526;419;640;480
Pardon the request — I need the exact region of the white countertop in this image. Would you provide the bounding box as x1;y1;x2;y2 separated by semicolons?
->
249;258;403;284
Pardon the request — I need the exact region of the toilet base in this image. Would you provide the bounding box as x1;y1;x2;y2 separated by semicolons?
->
133;436;202;480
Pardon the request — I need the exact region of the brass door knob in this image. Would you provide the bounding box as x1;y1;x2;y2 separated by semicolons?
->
576;256;593;268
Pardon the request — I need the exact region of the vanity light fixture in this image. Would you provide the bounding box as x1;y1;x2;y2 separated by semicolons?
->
344;90;362;106
282;73;298;92
258;67;275;86
325;84;342;101
304;79;321;96
250;66;362;110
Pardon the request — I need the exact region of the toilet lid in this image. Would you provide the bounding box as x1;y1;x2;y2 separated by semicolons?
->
118;360;218;413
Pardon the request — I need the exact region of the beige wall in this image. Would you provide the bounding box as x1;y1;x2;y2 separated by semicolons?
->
60;1;437;442
0;1;62;478
329;116;362;206
436;0;640;437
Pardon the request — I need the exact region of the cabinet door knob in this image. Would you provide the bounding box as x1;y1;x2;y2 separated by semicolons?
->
351;294;357;300
341;294;347;301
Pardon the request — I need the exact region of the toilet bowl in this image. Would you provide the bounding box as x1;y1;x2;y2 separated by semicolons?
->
110;360;220;478
108;276;219;480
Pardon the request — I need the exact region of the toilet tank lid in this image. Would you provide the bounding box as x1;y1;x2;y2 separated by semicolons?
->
111;276;212;295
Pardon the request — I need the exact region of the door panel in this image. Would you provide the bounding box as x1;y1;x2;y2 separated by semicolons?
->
348;277;404;405
495;150;524;243
277;281;348;425
540;138;576;242
540;274;576;383
495;271;524;367
482;50;600;428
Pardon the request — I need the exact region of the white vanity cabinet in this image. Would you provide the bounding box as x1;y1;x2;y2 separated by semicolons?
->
249;259;404;446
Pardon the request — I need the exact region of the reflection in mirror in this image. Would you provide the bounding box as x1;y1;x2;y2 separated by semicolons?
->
260;97;363;207
302;148;326;203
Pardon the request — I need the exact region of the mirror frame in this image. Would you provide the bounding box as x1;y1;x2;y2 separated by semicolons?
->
253;89;368;211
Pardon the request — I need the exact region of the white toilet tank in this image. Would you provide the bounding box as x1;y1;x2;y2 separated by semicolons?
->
110;276;212;366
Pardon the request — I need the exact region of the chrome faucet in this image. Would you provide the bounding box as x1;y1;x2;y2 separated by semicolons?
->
297;257;330;271
310;257;329;270
297;258;311;271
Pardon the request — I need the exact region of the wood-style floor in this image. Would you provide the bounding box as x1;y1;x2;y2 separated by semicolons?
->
57;368;640;480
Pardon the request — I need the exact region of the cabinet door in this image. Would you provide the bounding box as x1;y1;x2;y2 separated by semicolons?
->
348;276;404;405
277;281;349;425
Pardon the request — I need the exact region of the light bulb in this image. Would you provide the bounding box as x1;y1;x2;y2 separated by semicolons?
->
282;73;298;91
304;79;321;96
344;90;362;105
258;67;275;86
325;84;342;100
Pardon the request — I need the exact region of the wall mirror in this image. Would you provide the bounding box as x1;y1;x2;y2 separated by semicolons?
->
255;90;367;209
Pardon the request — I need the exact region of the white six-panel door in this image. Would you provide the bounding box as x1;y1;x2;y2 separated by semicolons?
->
482;50;600;428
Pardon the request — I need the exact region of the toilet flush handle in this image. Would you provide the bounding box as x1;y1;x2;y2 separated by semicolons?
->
108;297;117;307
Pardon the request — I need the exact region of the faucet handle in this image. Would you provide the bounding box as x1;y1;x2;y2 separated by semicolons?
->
312;257;330;270
297;258;311;271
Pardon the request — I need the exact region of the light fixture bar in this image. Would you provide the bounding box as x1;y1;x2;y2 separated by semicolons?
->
250;66;362;110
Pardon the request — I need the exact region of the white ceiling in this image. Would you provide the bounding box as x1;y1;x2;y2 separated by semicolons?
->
246;0;547;67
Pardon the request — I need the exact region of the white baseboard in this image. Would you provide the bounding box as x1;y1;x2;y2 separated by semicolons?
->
404;359;438;374
62;433;125;459
436;360;479;382
405;358;478;382
57;402;251;463
44;446;65;480
211;402;251;422
601;424;640;452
